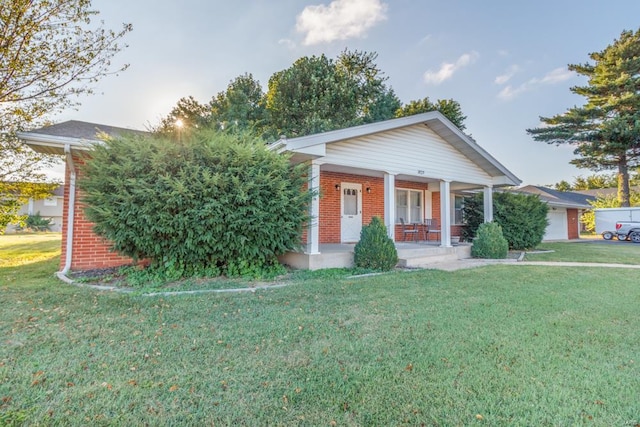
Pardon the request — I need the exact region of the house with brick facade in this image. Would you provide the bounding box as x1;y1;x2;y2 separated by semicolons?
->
20;113;521;274
18;121;148;277
269;112;521;269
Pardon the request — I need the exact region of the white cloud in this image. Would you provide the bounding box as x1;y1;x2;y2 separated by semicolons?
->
494;64;521;85
423;51;479;85
498;67;575;100
540;67;574;84
296;0;388;45
278;38;296;49
418;34;432;45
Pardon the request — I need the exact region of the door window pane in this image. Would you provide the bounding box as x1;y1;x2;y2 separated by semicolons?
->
344;188;357;215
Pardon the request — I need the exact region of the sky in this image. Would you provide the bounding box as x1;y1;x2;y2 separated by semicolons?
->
50;0;640;186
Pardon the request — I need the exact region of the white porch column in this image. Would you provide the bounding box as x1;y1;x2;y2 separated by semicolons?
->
439;180;452;247
384;173;396;240
306;162;320;254
483;185;493;223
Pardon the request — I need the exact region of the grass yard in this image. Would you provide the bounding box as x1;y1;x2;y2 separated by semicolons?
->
525;240;640;264
1;235;639;425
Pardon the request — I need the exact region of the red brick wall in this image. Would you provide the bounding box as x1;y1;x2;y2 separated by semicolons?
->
63;161;469;270
318;171;384;243
61;155;135;272
567;208;579;239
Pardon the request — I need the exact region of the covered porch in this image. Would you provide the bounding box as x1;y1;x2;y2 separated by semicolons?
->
270;112;521;270
279;242;472;270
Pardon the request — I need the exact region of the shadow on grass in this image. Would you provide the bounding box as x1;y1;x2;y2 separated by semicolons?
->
0;256;61;290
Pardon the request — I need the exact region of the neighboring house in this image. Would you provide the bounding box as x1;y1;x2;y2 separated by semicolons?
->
19;113;521;273
4;186;64;233
514;185;596;240
574;186;640;199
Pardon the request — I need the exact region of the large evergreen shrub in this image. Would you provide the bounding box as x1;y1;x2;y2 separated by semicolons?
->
79;130;312;278
493;192;548;250
471;222;508;259
463;192;548;250
354;217;398;271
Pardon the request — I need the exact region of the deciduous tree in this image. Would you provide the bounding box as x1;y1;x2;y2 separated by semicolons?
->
157;74;267;137
0;0;131;207
264;50;399;138
0;181;57;233
395;97;467;131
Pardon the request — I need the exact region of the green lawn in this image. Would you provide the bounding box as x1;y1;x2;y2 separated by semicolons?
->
1;235;639;425
525;240;640;264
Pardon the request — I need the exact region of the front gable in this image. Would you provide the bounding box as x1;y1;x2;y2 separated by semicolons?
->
320;123;494;185
273;112;520;189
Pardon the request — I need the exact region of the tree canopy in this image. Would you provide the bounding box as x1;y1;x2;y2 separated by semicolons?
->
0;181;58;233
158;50;468;140
0;0;131;227
156;74;267;138
527;29;640;206
264;50;400;138
395;97;467;131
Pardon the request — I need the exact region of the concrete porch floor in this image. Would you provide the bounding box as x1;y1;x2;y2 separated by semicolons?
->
279;241;472;270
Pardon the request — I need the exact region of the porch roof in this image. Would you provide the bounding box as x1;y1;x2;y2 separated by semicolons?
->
269;111;521;187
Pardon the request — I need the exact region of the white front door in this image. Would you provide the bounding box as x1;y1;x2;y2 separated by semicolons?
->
341;183;362;242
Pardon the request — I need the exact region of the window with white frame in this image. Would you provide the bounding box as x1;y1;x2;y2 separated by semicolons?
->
396;189;423;223
453;195;464;224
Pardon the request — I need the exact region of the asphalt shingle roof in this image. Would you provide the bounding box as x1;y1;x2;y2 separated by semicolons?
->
28;120;147;141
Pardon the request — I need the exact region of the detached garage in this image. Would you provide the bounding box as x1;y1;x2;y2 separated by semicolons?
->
515;186;595;241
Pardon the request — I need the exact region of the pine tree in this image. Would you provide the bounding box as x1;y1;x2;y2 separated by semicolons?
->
527;29;640;206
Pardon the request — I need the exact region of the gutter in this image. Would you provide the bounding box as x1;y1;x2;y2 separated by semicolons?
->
56;144;76;284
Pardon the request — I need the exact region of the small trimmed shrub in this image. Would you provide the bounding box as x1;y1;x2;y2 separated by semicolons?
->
471;222;508;259
354;217;398;271
26;212;52;231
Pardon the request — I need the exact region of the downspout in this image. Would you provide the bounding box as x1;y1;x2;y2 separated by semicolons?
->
56;144;76;283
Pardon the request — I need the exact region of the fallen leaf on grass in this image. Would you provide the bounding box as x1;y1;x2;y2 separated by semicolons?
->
169;385;179;392
405;363;413;372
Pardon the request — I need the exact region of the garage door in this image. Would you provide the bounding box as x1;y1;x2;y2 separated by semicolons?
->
544;209;568;240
